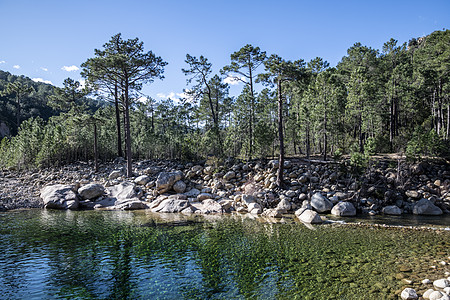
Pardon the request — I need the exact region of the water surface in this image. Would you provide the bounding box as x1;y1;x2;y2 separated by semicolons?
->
0;210;449;299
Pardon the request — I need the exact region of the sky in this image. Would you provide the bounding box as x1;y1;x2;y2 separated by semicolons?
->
0;0;449;102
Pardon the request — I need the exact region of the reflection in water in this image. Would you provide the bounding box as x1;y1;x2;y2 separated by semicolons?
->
0;210;449;299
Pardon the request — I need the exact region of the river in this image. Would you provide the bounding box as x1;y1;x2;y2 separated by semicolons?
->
0;210;449;299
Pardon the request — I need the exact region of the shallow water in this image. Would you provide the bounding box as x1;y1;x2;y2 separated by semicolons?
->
0;210;449;299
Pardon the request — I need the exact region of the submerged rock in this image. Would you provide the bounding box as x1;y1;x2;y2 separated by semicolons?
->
297;209;322;224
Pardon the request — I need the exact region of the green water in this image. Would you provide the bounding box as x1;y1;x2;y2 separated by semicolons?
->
0;210;449;299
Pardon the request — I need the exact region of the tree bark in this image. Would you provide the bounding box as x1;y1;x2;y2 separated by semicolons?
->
114;83;123;158
276;78;284;187
124;78;133;177
94;122;98;172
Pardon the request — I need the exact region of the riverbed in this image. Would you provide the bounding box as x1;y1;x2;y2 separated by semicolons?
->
0;210;449;299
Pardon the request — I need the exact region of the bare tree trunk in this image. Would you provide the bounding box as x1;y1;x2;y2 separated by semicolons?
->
114;83;123;158
94;122;98;172
276;78;284;187
124;79;133;177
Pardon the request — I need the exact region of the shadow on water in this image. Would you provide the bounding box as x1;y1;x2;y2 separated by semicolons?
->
0;209;449;299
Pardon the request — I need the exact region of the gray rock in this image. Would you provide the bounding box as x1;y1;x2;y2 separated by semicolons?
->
405;190;421;199
382;205;402;215
152;199;189;213
40;184;79;210
173;180;186;193
223;171;236;181
78;183;105;200
429;291;446;300
277;198;292;212
242;194;256;205
433;279;450;289
401;288;418;300
311;192;333;213
269;160;279;169
262;208;283;218
248;202;262;214
114;199;147;210
108;170;122;180
413;199;443;215
198;199;223;214
197;193;213;201
156;171;183;194
331;201;356;216
134;175;150;185
107;182;138;201
184;188;200;198
297;209;322;224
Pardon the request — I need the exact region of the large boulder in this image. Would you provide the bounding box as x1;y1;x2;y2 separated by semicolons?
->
114;199;148;210
331;201;356;216
311;193;333;213
156;171;183;194
134;175;150;185
78;183;105;200
413;199;443;215
382;205;402;215
152;199;189;213
40;184;79;210
297;209;322;224
107;182;138;201
196;199;223;214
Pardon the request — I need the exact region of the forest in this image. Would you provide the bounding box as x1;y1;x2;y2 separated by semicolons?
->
0;30;449;176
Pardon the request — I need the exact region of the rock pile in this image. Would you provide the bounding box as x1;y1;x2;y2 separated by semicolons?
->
1;158;449;218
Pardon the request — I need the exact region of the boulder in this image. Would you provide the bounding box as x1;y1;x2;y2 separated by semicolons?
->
173;180;186;193
433;278;450;289
401;288;418;300
108;170;122;180
413;199;443;215
276;198;292;213
248;202;262;214
198;199;223;214
382;205;402;215
331;201;356;216
152;199;190;213
114;199;148;210
134;175;150;185
78;183;105;200
40;184;79;210
107;182;138;201
197;193;213;201
297;209;322;224
241;194;256;205
405;190;421;199
311;192;333;213
156;171;183;194
223;171;236;181
184;188;200;198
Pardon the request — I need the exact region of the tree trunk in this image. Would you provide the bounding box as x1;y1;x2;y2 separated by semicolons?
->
249;65;254;160
114;83;123;158
16;94;20;129
323;106;327;161
94;122;98;172
124;79;133;177
276;78;284;187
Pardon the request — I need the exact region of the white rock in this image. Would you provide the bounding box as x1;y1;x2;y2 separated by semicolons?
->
401;288;418;300
429;291;444;300
134;175;150;185
423;279;432;284
434;279;450;289
108;170;122;180
248;202;262;214
311;192;333;213
297;209;322;224
444;287;450;295
331;201;356;216
423;289;435;299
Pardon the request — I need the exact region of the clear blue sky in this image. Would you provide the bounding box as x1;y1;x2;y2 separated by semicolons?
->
0;0;449;101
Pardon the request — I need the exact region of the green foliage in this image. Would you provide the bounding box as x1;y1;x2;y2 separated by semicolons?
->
349;151;369;174
405;124;446;161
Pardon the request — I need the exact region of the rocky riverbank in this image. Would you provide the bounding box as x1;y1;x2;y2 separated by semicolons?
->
1;157;450;219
